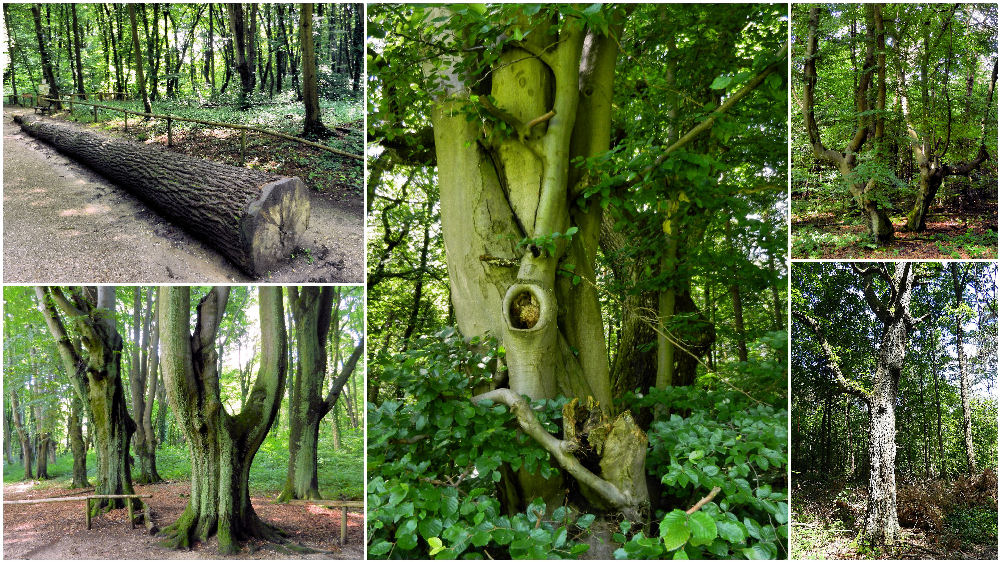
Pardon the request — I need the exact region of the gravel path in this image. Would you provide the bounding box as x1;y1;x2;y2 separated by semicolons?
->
3;107;363;283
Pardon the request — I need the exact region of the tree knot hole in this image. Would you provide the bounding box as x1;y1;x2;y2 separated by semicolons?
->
509;289;541;329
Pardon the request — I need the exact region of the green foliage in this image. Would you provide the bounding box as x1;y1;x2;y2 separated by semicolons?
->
945;506;998;546
617;388;788;559
367;329;594;559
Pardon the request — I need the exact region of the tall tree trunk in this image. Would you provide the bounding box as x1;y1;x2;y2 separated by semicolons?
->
299;3;330;137
69;393;90;488
795;263;918;544
36;287;138;516
71;3;85;98
227;4;255;107
31;3;61;107
949;264;977;474
278;287;364;501
158;286;288;553
351;4;362;95
10;391;34;480
128;4;153;114
730;283;748;362
933;337;945;479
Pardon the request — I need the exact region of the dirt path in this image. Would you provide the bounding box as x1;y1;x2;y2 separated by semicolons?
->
2;107;363;283
2;481;364;560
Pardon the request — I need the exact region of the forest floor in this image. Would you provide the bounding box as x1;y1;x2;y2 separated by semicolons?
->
791;480;998;560
2;105;363;283
791;199;998;259
2;480;364;560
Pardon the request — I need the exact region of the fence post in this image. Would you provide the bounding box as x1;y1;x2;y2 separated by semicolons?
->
85;498;92;530
124;111;128;132
93;104;98;122
69;98;74;117
167;117;173;147
240;130;247;165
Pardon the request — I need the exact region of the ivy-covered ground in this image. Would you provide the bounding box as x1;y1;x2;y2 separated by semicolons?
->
367;330;788;560
790;474;998;560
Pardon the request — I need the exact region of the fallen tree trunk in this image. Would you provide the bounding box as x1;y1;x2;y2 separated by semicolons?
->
13;113;310;277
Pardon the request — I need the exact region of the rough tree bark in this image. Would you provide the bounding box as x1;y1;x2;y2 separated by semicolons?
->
36;286;139;516
128;4;153;114
30;3;60;107
802;5;893;242
277;287;365;501
794;263;922;545
227;4;256;107
14;115;309;277
158;286;288;553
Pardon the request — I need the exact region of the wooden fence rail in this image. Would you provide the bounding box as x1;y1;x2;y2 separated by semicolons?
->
30;95;362;162
4;493;154;531
287;499;363;545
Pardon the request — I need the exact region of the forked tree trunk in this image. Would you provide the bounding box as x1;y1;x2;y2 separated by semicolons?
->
158;286;288;554
795;263;918;545
803;6;893;243
278;287;364;502
14;115;310;277
36;286;138;515
427;8;648;523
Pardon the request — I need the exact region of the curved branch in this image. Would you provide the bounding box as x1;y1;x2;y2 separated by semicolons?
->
471;388;635;510
792;311;872;406
630;41;788;189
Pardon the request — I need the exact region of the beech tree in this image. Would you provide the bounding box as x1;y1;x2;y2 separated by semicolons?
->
278;287;364;501
299;3;330;137
795;4;997;245
157;286;288;553
369;4;788;558
35;286;139;515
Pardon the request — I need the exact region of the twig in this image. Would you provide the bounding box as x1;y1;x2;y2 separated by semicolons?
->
686;486;721;514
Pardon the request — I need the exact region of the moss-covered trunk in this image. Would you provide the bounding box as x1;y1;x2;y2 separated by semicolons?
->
69;394;89;488
35;286;138;515
158;286;288;554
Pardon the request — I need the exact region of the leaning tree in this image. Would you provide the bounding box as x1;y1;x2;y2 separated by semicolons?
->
800;4;894;242
793;262;927;544
35;286;139;515
157;286;288;553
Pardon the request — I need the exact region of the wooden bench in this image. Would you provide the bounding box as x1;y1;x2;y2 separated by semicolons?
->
3;494;154;530
287;499;363;545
